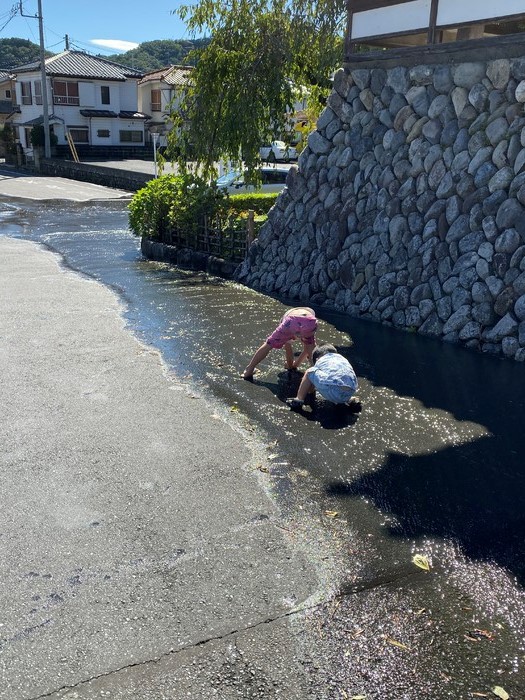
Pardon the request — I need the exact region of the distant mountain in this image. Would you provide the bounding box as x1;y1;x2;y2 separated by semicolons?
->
101;39;210;72
0;38;53;69
0;37;209;73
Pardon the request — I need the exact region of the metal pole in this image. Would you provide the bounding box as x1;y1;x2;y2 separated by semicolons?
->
19;0;51;158
152;132;158;178
37;0;51;158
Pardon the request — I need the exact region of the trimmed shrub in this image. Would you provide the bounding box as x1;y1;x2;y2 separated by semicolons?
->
228;192;278;215
0;124;17;155
30;125;58;148
128;174;279;246
128;173;225;239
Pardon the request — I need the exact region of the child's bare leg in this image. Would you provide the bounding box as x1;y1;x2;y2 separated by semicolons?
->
243;343;271;378
292;348;307;369
292;342;312;368
284;342;294;369
304;343;315;364
296;375;314;401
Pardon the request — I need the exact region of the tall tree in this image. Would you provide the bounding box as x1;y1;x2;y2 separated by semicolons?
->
0;38;53;69
104;39;210;72
171;0;345;176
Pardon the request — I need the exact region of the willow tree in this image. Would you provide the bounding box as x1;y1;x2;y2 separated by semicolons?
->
170;0;346;177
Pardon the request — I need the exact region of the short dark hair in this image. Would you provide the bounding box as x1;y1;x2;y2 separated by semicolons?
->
312;343;337;364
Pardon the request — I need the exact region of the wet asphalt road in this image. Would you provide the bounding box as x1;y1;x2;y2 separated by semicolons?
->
1;197;525;699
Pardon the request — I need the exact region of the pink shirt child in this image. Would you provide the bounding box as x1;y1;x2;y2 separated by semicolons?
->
242;307;318;379
266;310;317;348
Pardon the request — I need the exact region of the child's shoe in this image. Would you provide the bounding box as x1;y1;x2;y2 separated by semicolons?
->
287;398;304;411
346;396;362;413
304;391;316;406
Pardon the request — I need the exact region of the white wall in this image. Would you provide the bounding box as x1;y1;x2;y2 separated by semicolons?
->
352;0;431;39
437;0;525;26
351;0;525;39
13;70;143;149
90;118;113;145
119;81;138;111
79;82;95;107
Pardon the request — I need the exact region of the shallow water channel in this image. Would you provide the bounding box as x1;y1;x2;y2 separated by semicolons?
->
2;197;525;698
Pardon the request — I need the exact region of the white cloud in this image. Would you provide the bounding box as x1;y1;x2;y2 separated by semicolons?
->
90;39;139;52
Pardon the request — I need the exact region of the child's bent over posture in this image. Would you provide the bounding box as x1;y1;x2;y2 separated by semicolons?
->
242;307;318;380
288;344;361;411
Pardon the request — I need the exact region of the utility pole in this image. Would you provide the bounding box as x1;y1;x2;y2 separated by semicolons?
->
19;0;51;158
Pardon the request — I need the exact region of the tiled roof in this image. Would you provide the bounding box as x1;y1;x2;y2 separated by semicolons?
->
119;110;150;119
12;50;142;81
80;109;118;118
0;70;12;81
19;114;64;126
139;65;193;87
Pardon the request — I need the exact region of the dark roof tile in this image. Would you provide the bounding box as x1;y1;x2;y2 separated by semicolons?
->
13;50;142;81
119;110;150;119
80;109;118;118
139;65;193;87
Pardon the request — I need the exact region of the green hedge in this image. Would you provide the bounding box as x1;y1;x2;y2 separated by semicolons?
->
228;192;278;215
129;174;278;239
128;173;224;239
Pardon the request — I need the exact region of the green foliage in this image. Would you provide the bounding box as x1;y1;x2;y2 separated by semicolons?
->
171;0;345;175
228;192;277;215
0;123;17;155
128;172;224;239
0;36;208;72
102;38;210;71
128;173;276;246
30;125;58;149
0;38;53;69
295;84;331;153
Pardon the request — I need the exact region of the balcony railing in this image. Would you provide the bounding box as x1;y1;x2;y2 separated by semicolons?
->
53;96;80;106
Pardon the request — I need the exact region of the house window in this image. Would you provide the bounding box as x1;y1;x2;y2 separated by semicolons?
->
21;81;32;105
101;86;110;105
119;130;143;143
34;80;42;105
5;89;11;99
97;129;110;138
54;80;80;105
69;127;89;143
151;89;161;111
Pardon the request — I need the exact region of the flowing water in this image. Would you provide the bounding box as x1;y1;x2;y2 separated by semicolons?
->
2;197;524;697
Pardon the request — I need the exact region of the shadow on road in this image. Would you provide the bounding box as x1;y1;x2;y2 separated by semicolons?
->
254;369;361;430
320;311;525;585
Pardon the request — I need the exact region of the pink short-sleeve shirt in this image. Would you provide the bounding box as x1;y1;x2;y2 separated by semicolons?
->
266;312;318;349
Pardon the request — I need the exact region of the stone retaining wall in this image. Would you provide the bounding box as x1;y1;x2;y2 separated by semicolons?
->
236;52;525;360
141;238;238;278
40;159;151;192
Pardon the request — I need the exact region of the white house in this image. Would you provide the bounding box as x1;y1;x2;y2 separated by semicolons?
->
0;70;18;128
138;65;193;147
8;50;148;157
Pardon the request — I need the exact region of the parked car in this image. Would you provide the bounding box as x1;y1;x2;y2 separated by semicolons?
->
216;166;289;194
259;140;297;163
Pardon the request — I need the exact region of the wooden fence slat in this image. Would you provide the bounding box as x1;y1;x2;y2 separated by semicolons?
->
164;215;251;263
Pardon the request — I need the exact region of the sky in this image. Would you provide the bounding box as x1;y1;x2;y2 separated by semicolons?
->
0;0;193;54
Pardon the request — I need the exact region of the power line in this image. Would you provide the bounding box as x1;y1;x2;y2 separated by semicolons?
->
68;37;123;56
0;3;19;34
45;38;65;49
